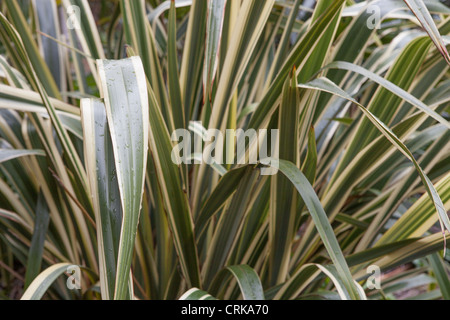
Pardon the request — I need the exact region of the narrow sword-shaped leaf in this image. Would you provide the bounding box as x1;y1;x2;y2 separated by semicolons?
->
81;99;123;300
276;263;366;300
268;72;299;285
248;0;346;130
403;0;450;64
3;0;60;98
21;263;73;300
203;167;260;286
138;49;201;288
120;0;172;131
61;0;105;88
210;265;265;300
203;0;227;102
0;149;45;163
24;191;50;289
179;288;216;300
209;0;275;131
428;252;450;300
180;0;207;121
322;61;450;129
260;159;365;300
168;0;185;130
298;77;450;235
354;233;450;279
31;0;65;91
195;166;248;237
377;172;450;244
97;57;149;300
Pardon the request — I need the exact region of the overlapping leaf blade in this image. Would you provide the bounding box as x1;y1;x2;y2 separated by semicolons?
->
97;57;149;300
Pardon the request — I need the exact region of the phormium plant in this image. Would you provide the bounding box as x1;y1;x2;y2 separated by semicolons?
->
0;0;449;300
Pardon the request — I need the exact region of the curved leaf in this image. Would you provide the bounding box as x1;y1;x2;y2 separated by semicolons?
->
21;263;73;300
97;57;149;300
0;149;45;163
